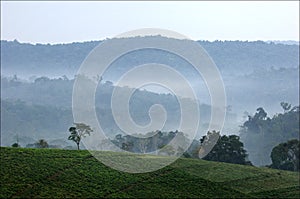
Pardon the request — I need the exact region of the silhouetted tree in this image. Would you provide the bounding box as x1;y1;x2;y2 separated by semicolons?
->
201;132;252;165
68;123;93;150
11;143;20;148
36;139;49;148
12;134;20;148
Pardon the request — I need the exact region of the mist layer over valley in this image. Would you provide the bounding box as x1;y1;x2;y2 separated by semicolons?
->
1;37;299;166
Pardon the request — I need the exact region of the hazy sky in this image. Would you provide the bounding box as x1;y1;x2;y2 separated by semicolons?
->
1;1;299;44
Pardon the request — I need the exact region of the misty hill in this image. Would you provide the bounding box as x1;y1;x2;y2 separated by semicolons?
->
1;82;230;147
1;77;230;147
1;39;299;78
1;147;299;198
1;66;298;117
1;38;299;115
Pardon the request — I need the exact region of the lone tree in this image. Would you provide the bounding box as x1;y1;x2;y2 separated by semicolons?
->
11;143;20;148
12;134;20;147
68;123;93;150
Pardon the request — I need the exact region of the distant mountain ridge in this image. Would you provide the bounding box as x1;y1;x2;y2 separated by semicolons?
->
1;38;299;79
266;40;299;45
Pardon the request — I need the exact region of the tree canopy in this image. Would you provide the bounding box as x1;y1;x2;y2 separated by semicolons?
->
270;139;299;171
240;103;299;166
200;131;251;165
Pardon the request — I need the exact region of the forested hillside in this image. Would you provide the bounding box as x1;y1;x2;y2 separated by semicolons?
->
1;39;299;78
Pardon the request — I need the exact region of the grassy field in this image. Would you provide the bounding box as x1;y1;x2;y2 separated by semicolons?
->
0;147;299;198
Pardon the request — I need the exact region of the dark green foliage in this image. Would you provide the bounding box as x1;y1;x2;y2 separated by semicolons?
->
201;132;252;165
111;131;252;165
1;147;299;198
270;139;299;171
11;143;20;148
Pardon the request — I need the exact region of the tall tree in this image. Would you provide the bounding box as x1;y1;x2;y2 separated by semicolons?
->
201;132;252;165
270;139;299;171
68;123;93;150
240;103;299;166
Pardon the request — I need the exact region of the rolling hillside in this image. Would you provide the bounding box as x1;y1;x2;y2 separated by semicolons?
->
1;147;299;198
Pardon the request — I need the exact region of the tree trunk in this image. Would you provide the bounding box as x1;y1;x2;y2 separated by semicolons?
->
77;143;80;150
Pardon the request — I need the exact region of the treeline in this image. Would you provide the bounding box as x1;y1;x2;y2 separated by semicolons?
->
9;103;299;171
108;130;252;166
99;102;300;171
110;130;188;155
19;127;298;171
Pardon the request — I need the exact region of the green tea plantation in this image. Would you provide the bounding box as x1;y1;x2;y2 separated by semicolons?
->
1;147;299;198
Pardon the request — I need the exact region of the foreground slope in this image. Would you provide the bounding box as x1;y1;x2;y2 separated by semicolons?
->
1;147;299;198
